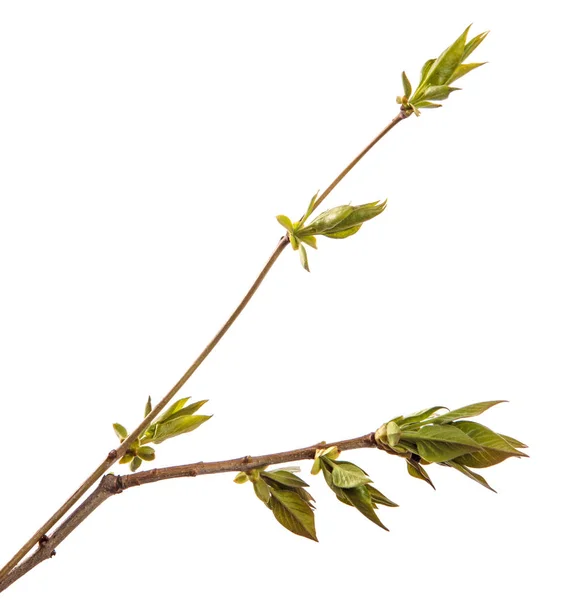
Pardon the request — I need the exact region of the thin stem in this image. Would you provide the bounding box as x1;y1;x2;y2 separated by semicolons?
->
311;110;409;213
0;235;289;582
0;110;410;585
0;430;382;592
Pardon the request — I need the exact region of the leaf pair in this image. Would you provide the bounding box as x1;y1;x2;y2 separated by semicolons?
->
314;451;397;531
235;468;317;541
277;193;387;271
113;396;212;472
398;25;488;115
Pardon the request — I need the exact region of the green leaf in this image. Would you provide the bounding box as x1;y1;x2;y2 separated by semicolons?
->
421;85;460;101
130;456;142;472
163;399;209;420
289;232;299;250
302;191;319;222
448;62;486;84
276;214;294;233
144;396;152;418
269;489;317;542
386;421;401;447
499;434;528;449
395;406;447;427
253;478;271;504
311;457;321;475
119;452;134;464
233;472;249;484
342;486;389;531
323;225;362;239
299;244;310;272
451;421;528;468
326;201;387;234
431;401;507;425
424;25;471;87
157;398;190;424
402;71;412;97
113;423;128;441
331;462;372;489
297;205;354;236
420;58;436;83
366;485;399;508
445;460;496;492
406;458;435;489
401;425;482;463
300;235;317;249
149;414;211;444
137;446;155;461
462;30;489;61
413;101;442;109
261;470;309;489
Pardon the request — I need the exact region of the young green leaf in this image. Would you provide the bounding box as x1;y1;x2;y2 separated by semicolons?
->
299;244;310;272
261;470;309;489
269;489;317;542
323;225;362;239
162;399;209;420
298;205;354;236
137;446;155;461
421;85;460;101
276;214;294;233
119;452;134;464
366;485;398;508
149;414;212;444
406;458;435;489
331;462;372;489
233;472;249;484
451;421;528;468
448;62;486;84
445;460;496;492
430;400;506;425
253;478;271;504
401;425;482;463
130;456;142;472
342;486;389;531
144;396;152;418
422;25;471;87
402;71;412;98
499;434;528;449
113;423;128;441
156;397;191;424
462;30;489;61
386;421;401;447
395;406;447;427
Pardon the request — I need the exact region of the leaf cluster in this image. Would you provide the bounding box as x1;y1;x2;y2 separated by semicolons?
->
311;447;397;531
113;396;212;471
277;193;387;271
235;468;317;541
397;25;488;115
376;401;528;491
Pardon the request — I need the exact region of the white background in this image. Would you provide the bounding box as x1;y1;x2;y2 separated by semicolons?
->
1;1;559;598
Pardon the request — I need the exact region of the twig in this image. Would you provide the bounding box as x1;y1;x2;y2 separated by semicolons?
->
0;111;408;585
0;432;383;592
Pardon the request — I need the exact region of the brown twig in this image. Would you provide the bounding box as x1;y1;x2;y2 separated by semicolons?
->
0;432;383;592
0;111;408;585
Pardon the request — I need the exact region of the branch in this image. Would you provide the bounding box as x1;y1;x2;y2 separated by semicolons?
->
0;111;408;584
0;432;382;592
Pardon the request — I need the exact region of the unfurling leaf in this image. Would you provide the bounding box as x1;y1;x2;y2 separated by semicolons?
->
402;71;412;98
162;399;209;420
395;406;447;427
430;400;507;425
276;214;294;233
130;456;142;472
451;421;528;468
137;446;155;461
269;489;317;542
422;25;471;87
113;423;128;442
445;460;496;492
261;470;310;489
233;472;249;484
386;421;401;447
406;458;435;489
401;424;482;462
331;461;372;489
421;85;460;101
148;414;212;444
156;397;191;424
253;478;271;504
144;396;152;418
299;244;310;272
